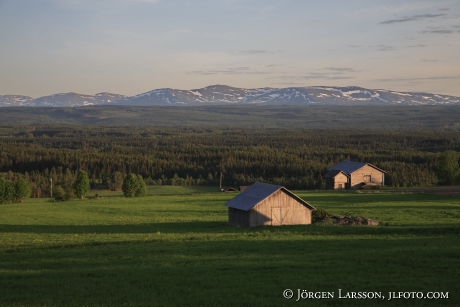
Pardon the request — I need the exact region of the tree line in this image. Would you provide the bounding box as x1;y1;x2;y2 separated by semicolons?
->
0;126;459;199
1;169;146;203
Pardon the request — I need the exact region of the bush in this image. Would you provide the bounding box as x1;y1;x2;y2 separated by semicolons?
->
53;185;66;201
312;207;333;223
437;150;460;185
0;178;15;204
122;174;146;197
53;185;73;201
14;179;31;203
73;170;90;199
0;177;31;204
108;171;125;191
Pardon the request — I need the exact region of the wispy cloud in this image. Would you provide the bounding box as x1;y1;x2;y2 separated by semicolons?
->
380;13;446;24
421;59;439;63
237;49;271;55
423;29;454;34
324;67;356;72
304;74;354;81
374;44;396;52
190;66;269;76
54;0;160;6
376;75;460;83
421;25;460;35
301;67;357;81
129;0;160;3
408;44;427;48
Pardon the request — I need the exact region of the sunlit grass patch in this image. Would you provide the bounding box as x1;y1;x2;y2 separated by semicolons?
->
0;187;459;306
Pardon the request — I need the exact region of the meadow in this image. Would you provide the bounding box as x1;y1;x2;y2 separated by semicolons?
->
0;186;459;306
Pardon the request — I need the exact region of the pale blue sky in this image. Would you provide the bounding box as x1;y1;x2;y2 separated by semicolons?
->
1;0;459;97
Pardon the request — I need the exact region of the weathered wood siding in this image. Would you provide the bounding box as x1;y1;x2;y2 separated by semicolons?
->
332;172;348;189
228;208;250;227
249;190;312;226
350;164;385;187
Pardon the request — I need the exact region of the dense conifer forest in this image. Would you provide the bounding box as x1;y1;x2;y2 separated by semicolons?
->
1;124;459;197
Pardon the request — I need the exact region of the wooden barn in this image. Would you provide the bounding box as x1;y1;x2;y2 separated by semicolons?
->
225;182;315;227
326;160;386;189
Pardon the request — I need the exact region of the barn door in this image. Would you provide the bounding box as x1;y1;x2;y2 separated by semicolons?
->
272;207;288;225
271;207;282;225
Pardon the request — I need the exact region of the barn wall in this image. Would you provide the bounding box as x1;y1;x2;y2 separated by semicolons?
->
250;190;312;227
350;165;385;187
333;173;348;189
228;208;250;227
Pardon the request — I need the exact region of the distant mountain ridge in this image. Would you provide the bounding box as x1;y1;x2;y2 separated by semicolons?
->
1;85;460;107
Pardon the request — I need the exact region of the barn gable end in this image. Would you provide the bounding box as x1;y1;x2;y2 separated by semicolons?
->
225;182;315;227
326;160;387;189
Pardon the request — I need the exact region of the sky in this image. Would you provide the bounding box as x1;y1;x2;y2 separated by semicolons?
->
1;0;459;97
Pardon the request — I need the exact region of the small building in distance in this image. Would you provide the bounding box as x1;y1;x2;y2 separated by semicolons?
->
225;182;315;227
326;160;386;189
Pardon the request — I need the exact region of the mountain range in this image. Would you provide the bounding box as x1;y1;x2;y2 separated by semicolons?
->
1;85;460;107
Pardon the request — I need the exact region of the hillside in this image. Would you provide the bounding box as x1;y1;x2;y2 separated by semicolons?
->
0;105;459;131
1;85;459;107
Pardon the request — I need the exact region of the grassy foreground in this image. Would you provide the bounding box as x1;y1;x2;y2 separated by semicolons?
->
0;186;459;306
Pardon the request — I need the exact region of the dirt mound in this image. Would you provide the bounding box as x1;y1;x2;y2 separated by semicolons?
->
330;215;379;226
313;208;379;226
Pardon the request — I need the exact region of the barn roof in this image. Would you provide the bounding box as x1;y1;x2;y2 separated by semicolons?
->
225;182;315;212
328;160;386;175
325;169;349;178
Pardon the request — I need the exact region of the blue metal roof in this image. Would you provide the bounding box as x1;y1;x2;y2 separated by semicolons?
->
328;160;367;175
225;182;315;211
225;182;281;211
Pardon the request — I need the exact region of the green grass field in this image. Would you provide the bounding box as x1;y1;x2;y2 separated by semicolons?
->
1;186;459;306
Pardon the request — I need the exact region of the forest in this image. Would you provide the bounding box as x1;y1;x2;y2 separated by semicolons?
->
1;124;459;198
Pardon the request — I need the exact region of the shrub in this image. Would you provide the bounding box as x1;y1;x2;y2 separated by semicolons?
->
14;179;31;203
1;177;31;204
122;174;146;197
53;185;73;201
0;178;15;204
53;185;66;201
73;170;90;199
437;150;460;185
312;207;333;223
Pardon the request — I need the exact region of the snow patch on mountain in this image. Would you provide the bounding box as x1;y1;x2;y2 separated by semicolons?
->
0;95;34;106
1;85;459;107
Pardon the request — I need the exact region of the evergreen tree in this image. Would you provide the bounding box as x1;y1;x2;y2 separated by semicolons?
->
108;171;125;191
0;178;15;204
135;174;147;197
53;185;66;201
438;151;460;185
73;170;90;199
122;173;146;197
53;185;74;201
14;179;31;203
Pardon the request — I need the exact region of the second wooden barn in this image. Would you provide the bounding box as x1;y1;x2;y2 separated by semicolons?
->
225;182;315;227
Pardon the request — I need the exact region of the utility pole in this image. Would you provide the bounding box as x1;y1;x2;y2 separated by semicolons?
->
50;178;53;198
219;171;223;191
